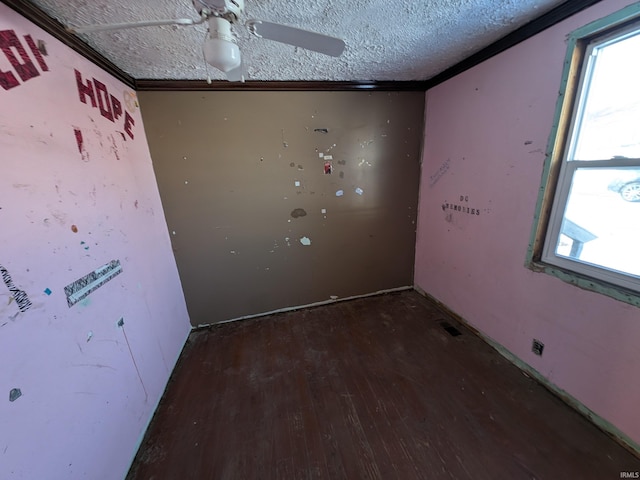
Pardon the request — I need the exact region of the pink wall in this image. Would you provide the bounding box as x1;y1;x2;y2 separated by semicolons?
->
0;5;191;479
415;0;640;447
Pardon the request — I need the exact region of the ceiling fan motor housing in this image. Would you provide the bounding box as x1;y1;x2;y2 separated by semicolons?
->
193;0;244;22
203;16;241;72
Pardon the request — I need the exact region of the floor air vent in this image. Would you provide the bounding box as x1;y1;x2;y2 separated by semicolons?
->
440;321;462;337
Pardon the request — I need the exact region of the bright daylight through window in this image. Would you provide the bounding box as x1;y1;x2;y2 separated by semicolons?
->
542;18;640;292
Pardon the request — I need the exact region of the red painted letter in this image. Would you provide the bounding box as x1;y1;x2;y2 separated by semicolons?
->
75;69;96;107
0;30;39;83
23;35;48;71
124;111;135;140
93;79;114;122
111;95;122;120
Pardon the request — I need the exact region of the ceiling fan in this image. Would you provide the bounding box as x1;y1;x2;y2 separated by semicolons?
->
66;0;346;82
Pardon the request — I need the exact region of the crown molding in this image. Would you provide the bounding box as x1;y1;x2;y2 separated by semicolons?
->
2;0;135;88
135;80;429;91
424;0;603;89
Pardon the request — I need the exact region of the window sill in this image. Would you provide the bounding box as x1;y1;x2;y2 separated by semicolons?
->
527;260;640;308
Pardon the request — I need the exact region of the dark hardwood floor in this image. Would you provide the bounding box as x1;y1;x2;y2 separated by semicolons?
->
127;290;640;479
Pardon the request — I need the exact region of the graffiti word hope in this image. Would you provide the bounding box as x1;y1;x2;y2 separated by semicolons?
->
0;29;49;90
75;69;135;140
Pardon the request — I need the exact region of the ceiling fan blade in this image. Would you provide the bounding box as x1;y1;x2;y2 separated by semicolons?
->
247;20;345;57
67;17;205;34
225;61;245;82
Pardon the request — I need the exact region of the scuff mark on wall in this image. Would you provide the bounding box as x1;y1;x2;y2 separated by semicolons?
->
109;134;120;161
0;265;32;313
36;38;47;56
118;318;148;401
290;208;307;218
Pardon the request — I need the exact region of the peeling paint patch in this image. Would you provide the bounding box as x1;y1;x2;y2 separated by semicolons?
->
9;388;21;402
300;236;312;246
355;187;364;195
0;265;32;313
330;295;338;300
37;39;47;55
336;190;344;197
290;208;307;218
314;128;328;134
86;331;93;342
294;181;301;187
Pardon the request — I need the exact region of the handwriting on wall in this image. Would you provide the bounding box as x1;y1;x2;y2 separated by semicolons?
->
429;158;451;187
75;69;135;140
0;29;49;90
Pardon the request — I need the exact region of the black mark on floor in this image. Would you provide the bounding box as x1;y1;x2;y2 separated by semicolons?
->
440;321;462;337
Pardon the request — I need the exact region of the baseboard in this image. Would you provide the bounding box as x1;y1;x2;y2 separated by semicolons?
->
192;285;414;330
413;285;640;459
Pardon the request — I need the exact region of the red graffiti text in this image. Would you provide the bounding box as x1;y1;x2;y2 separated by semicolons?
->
75;69;135;140
0;30;49;91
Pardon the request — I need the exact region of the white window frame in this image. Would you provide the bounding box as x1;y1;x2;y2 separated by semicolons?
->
528;3;640;304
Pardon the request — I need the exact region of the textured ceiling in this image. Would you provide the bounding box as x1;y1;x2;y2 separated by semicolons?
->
30;0;567;81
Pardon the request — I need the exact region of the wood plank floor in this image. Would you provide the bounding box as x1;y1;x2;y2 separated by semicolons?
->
127;290;640;479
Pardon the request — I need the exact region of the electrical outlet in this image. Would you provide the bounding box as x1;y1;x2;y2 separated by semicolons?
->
532;339;544;356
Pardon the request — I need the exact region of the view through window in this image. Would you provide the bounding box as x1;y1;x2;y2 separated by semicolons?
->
543;21;640;290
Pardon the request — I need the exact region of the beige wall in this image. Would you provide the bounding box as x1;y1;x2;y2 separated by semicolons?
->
139;90;424;325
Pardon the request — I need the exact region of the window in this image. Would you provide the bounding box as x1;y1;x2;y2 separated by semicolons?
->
531;4;640;300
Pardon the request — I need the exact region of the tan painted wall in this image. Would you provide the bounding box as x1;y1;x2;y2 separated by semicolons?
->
139;90;424;325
